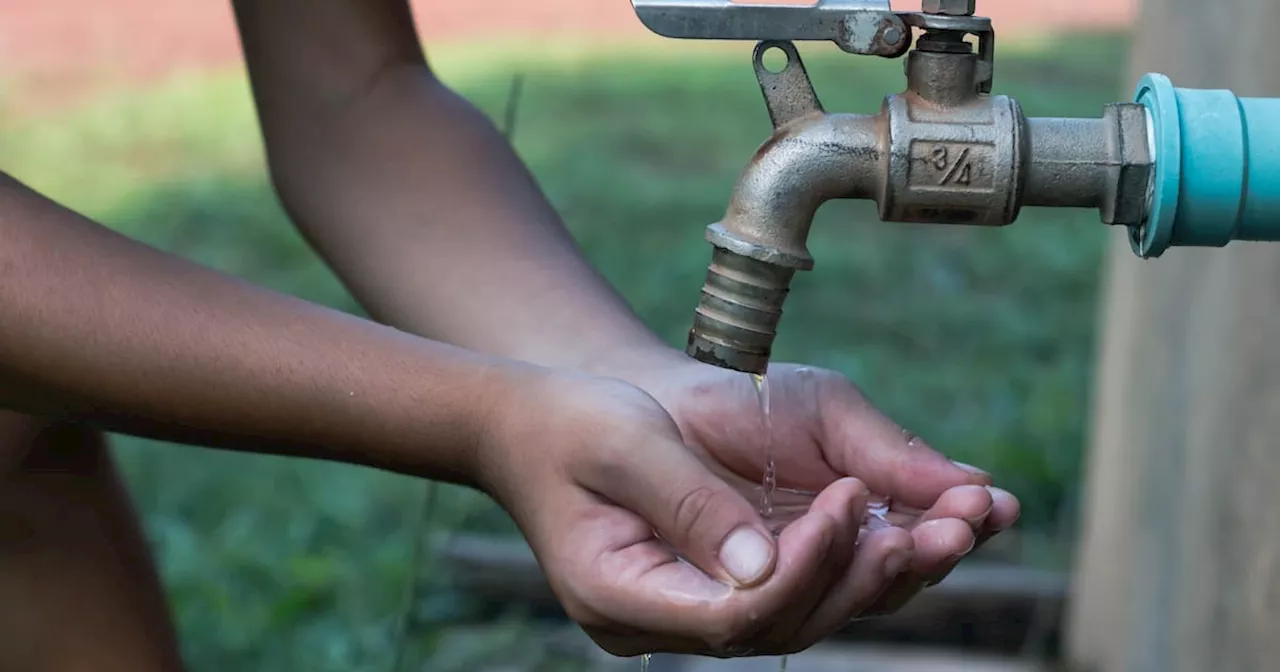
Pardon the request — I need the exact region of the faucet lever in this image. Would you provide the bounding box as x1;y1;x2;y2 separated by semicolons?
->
630;0;909;56
753;41;823;128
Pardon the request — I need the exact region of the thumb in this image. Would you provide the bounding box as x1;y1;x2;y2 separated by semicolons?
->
579;440;777;588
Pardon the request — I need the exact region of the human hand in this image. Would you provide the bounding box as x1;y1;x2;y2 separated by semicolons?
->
479;368;918;657
622;356;1022;618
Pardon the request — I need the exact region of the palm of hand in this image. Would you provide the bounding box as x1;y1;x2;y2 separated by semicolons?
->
526;362;1019;657
647;363;856;519
636;361;1021;600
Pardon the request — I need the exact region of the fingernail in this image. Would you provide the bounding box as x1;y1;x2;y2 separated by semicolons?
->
883;549;911;579
986;486;1021;528
967;504;993;528
947;537;977;563
720;527;774;585
952;461;990;478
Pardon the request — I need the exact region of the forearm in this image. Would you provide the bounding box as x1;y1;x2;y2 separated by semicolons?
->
0;173;505;485
233;0;681;378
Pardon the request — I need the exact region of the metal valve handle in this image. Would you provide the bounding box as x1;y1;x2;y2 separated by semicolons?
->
629;0;910;56
630;0;997;90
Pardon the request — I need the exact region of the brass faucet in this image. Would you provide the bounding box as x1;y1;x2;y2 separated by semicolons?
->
633;0;1153;374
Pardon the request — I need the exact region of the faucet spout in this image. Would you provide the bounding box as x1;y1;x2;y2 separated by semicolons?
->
687;113;883;374
713;113;884;268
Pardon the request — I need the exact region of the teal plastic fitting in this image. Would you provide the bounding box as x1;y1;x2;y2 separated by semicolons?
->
1134;73;1280;258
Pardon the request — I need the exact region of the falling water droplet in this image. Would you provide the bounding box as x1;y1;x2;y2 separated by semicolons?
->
750;373;777;522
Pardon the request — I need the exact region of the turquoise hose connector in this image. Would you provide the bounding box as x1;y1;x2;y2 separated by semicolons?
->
1133;73;1280;258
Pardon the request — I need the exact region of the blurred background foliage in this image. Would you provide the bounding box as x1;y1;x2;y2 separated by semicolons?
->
0;32;1129;670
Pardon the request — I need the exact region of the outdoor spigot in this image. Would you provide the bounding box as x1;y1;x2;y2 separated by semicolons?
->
630;0;1280;375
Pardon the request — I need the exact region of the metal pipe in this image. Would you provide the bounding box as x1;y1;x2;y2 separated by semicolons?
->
1023;117;1111;209
686;113;882;374
686;100;1158;374
713;113;882;267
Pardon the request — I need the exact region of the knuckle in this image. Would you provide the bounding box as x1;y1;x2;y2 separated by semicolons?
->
821;369;864;397
672;484;721;545
584;452;631;491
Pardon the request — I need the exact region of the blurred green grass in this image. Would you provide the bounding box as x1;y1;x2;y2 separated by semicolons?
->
0;32;1130;670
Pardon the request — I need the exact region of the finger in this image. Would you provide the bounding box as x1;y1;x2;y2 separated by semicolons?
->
981;486;1021;534
716;509;839;651
913;485;993;531
901;486;992;589
759;478;868;645
575;436;776;588
550;478;841;657
629;506;839;652
792;526;913;647
817;382;992;509
861;576;926;620
862;518;976;615
600;503;840;655
909;517;975;577
892;486;1016;558
878;484;992;529
954;486;1021;567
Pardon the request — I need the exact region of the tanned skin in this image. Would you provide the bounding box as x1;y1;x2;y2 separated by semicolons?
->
0;1;1020;668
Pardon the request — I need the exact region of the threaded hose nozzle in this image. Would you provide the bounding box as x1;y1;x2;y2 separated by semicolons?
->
686;248;797;375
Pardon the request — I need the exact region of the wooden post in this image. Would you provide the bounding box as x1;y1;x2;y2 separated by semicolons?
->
1067;1;1280;670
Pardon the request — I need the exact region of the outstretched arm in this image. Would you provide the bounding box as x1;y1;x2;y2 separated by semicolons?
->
231;0;682;379
0;172;501;484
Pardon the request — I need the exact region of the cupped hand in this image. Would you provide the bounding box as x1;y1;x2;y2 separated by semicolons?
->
624;357;1022;616
480;369;917;658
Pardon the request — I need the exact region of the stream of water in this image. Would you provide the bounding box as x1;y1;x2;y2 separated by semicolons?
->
749;373;778;522
640;373;791;672
750;373;788;672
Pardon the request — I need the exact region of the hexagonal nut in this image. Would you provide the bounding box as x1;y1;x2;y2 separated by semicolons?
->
922;0;977;16
1103;103;1155;227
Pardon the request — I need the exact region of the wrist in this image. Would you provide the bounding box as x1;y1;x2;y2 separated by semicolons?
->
575;339;695;386
345;343;538;491
464;358;559;497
